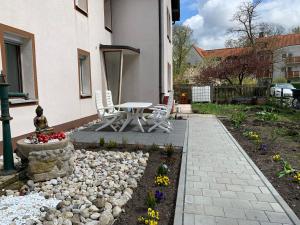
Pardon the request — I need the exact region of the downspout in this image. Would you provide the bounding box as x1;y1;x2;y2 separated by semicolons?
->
158;0;163;104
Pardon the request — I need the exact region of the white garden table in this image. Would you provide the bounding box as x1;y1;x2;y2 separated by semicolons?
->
116;102;152;132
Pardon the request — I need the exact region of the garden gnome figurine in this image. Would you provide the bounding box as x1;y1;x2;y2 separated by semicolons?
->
34;105;53;134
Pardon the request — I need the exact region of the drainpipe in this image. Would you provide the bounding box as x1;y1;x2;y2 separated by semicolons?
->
158;0;163;104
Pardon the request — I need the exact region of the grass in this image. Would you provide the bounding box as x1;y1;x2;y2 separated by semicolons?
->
192;103;248;117
192;103;300;123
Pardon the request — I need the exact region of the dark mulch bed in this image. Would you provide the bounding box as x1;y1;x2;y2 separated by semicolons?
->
221;119;300;218
114;149;182;225
74;143;182;225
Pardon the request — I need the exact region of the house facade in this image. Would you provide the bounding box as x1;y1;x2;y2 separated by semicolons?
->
188;33;300;83
0;0;180;151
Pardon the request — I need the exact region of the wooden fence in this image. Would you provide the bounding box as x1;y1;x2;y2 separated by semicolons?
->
173;84;269;104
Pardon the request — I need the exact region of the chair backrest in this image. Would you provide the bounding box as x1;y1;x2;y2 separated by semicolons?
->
95;90;104;117
105;90;114;113
165;91;174;117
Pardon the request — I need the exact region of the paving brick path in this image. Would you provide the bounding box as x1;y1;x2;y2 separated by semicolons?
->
175;115;299;225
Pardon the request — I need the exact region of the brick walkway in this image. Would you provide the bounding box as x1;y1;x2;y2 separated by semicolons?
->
175;115;299;225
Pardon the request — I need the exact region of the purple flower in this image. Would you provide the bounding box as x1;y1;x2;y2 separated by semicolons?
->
260;144;267;154
155;190;164;202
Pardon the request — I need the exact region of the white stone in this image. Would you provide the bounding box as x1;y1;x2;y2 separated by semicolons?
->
90;212;101;220
112;206;122;217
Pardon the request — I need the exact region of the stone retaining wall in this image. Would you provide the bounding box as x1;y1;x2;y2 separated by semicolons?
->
27;143;75;182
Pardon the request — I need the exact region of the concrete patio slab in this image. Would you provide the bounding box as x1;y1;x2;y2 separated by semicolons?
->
174;115;300;225
70;120;187;147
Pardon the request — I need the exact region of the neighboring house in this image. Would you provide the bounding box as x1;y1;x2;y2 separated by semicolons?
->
188;33;300;82
0;0;180;151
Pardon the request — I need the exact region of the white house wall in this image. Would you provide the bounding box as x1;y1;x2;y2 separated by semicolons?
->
162;0;173;94
273;45;300;80
111;0;166;104
0;0;112;140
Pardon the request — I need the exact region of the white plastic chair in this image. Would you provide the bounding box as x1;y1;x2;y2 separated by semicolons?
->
148;91;174;133
106;90;126;121
95;90;122;132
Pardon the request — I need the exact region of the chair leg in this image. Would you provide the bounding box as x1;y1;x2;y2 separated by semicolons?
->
148;121;161;132
96;116;119;131
148;121;171;133
158;124;171;133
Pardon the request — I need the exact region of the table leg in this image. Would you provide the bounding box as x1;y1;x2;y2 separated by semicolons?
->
135;108;145;132
119;111;133;132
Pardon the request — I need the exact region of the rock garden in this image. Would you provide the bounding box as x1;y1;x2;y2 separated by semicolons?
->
0;137;181;225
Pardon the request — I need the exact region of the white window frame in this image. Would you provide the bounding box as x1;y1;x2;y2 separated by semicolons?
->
77;49;92;98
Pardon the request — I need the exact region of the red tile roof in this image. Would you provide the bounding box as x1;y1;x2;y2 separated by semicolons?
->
194;33;300;58
256;33;300;49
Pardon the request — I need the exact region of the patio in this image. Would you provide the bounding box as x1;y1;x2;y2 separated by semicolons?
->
70;119;187;147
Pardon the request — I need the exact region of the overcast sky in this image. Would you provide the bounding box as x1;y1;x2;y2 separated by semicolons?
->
180;0;300;50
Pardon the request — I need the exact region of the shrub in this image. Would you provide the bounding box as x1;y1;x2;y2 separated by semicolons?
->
99;137;105;147
106;140;117;149
230;112;246;128
256;111;278;121
277;161;295;178
164;144;175;157
145;191;156;209
131;143;145;151
157;164;168;176
148;143;160;152
273;77;287;84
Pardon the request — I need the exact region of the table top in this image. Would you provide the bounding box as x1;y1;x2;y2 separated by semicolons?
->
117;102;152;108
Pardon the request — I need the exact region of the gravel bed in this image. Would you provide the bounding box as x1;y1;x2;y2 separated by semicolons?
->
0;193;60;225
1;149;149;225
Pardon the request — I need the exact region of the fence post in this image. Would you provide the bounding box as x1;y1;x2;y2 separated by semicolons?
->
280;88;283;107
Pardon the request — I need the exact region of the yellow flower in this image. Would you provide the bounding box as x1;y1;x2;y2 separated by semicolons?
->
272;154;281;162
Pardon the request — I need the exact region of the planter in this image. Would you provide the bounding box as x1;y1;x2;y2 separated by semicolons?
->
16;138;69;160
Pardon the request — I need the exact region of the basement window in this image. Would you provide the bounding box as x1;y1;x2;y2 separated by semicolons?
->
77;49;92;98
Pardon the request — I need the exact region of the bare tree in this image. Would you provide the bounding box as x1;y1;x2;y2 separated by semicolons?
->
258;23;285;36
228;0;262;47
292;26;300;34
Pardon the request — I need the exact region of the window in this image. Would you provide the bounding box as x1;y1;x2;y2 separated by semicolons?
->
74;0;88;16
104;0;112;32
77;49;92;98
5;42;22;93
0;23;38;104
167;8;171;42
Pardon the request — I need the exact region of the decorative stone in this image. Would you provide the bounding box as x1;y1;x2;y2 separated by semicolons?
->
92;198;105;209
90;212;101;220
112;206;122;217
99;211;114;225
